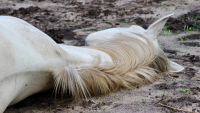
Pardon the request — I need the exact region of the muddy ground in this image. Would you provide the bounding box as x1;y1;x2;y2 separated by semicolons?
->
1;0;200;113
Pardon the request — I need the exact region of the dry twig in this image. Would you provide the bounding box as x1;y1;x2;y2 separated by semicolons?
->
159;103;197;113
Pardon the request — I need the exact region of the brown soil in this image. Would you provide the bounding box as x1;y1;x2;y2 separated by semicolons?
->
1;0;200;113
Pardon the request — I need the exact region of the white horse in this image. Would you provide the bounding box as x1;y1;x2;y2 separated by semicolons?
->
0;14;183;112
85;13;184;72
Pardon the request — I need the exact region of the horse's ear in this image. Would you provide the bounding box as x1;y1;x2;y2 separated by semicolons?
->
168;61;184;72
146;13;174;38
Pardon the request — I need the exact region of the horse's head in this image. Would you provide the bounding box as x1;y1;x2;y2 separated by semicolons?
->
85;13;184;72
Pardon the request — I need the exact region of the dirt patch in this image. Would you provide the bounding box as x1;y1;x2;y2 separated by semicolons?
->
154;82;178;90
45;29;76;43
177;34;200;47
178;34;200;41
12;6;40;15
1;0;200;113
165;10;200;33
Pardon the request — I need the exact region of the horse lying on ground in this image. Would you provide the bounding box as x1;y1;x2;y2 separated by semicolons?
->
0;14;183;112
85;13;184;72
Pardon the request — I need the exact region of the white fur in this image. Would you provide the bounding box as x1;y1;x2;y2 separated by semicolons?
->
85;13;184;72
85;26;147;46
0;16;113;112
58;44;113;67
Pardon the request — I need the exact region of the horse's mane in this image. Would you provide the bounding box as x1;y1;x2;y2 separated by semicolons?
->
53;33;170;100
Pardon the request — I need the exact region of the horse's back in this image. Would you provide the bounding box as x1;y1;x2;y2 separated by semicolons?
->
0;16;66;78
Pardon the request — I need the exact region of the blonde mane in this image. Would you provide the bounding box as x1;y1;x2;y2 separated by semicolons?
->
53;33;171;100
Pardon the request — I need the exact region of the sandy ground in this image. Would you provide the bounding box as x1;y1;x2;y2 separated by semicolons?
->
1;0;200;113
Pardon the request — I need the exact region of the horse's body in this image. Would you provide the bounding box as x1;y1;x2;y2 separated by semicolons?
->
0;14;184;112
0;16;112;112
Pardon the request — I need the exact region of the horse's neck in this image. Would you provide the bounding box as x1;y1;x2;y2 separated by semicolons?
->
59;44;113;67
